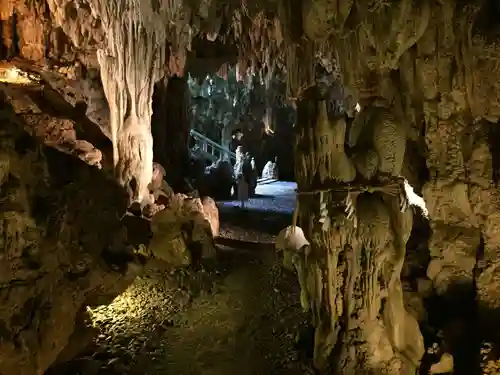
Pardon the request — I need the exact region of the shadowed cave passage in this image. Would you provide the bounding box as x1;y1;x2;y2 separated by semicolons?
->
47;182;315;375
45;176;437;375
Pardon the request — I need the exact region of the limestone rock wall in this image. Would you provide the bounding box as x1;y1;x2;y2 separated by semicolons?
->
277;0;500;371
0;2;224;370
413;8;500;332
317;1;500;329
0;116;145;375
0;0;47;61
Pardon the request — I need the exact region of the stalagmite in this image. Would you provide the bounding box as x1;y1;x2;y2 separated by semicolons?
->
290;55;426;372
87;0;187;203
276;225;311;311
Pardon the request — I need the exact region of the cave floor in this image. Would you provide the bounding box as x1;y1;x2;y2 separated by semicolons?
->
215;180;296;238
47;217;313;375
39;184;500;375
217;180;296;215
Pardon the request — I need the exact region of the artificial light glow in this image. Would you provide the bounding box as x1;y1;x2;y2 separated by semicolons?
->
0;65;39;85
263;111;275;135
404;179;428;218
355;102;361;112
85;275;173;333
264;126;275;135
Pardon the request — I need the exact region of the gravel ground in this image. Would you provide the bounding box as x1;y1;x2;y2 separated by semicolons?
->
47;218;313;375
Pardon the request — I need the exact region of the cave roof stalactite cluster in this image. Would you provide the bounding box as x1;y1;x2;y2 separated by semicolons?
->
1;0;500;374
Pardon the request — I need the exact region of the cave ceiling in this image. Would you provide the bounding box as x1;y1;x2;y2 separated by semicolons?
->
1;0;499;128
1;0;500;225
0;0;288;165
1;0;500;194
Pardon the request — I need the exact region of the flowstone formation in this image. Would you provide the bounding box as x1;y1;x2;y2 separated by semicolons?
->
291;85;424;374
87;0;179;203
43;0;192;204
281;1;500;373
273;3;424;373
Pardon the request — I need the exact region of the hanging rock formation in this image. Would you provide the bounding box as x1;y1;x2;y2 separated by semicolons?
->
292;81;424;373
45;0;177;203
284;0;500;373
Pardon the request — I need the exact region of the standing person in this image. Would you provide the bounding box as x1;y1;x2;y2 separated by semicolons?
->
272;156;279;179
261;156;279;180
237;173;249;208
247;155;258;196
230;129;244;154
234;146;249;208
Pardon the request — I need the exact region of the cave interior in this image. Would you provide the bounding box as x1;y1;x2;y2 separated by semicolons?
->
2;0;500;374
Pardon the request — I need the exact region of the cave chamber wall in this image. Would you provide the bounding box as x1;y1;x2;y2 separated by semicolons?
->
280;0;500;372
0;93;149;375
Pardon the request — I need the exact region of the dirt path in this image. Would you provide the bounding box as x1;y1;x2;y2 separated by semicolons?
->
160;251;305;375
48;244;313;375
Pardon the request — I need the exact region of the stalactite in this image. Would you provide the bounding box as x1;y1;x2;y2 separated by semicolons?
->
235;60;246;81
285;42;315;100
87;0;187;203
293;79;424;374
216;62;229;79
263;69;274;133
230;10;284;92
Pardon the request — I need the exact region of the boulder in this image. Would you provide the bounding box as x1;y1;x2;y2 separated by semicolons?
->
148;188;219;265
201;196;220;238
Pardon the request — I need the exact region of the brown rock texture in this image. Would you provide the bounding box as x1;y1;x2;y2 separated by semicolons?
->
3;0;500;373
282;1;500;373
149;192;219;266
0;116;145;375
201;196;220;238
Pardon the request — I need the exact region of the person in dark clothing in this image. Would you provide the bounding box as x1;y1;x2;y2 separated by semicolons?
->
229;129;244;154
